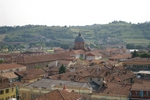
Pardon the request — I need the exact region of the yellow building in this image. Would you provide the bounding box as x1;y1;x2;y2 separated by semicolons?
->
0;86;16;100
0;76;17;100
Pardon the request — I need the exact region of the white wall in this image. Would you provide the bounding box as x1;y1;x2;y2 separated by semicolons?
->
95;56;102;60
87;77;103;85
86;56;95;60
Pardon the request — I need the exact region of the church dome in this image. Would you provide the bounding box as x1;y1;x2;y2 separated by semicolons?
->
74;33;85;43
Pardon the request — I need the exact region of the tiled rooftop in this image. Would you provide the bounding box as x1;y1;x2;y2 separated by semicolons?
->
15;69;45;80
0;76;16;89
1;72;18;79
34;89;85;100
25;79;91;91
0;63;26;71
123;57;150;64
109;53;132;59
131;81;150;90
16;52;72;64
99;83;131;96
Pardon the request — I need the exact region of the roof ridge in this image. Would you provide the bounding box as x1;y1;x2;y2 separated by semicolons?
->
58;90;67;100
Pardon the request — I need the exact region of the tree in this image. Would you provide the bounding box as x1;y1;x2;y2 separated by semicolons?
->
140;53;150;58
59;64;66;74
0;60;4;64
132;50;139;58
34;66;44;69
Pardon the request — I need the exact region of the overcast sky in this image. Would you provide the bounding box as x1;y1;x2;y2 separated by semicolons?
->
0;0;150;26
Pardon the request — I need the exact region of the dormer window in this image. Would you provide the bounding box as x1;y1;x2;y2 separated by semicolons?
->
16;69;19;72
90;78;92;81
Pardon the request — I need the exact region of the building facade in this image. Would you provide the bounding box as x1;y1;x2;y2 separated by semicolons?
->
0;76;16;100
123;58;150;71
130;81;150;99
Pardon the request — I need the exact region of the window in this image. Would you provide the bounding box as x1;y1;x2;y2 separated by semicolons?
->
136;91;140;95
0;90;4;95
144;91;148;96
5;97;9;100
12;88;14;92
148;91;150;96
31;94;35;99
143;65;146;69
13;95;15;98
133;65;136;68
132;69;135;71
6;89;9;93
22;93;26;99
90;78;92;81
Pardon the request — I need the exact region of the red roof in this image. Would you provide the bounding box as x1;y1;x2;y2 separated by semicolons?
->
34;89;85;100
16;53;72;64
0;63;26;70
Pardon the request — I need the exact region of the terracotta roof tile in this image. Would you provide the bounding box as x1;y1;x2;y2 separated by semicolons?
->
34;89;85;100
1;72;18;79
15;69;45;78
131;81;150;90
45;67;59;72
22;74;38;80
16;53;72;64
0;76;16;89
0;63;26;70
99;83;131;96
123;57;150;64
109;53;132;59
85;51;102;56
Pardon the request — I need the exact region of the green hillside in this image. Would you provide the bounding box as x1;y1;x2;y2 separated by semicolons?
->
0;21;150;45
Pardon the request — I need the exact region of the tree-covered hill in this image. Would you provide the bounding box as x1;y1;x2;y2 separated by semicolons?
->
0;21;150;45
